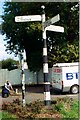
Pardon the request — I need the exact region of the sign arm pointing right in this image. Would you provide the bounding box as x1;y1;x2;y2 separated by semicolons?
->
45;25;64;33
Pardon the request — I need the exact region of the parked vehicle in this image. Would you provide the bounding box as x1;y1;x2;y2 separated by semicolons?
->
51;62;79;94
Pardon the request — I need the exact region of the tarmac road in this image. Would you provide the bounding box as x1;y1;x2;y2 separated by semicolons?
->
0;85;78;109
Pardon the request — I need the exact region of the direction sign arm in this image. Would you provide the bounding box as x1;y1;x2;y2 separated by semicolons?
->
51;14;60;23
15;15;41;22
43;14;60;28
45;25;64;33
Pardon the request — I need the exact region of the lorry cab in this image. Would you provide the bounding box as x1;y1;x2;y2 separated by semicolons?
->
52;62;79;94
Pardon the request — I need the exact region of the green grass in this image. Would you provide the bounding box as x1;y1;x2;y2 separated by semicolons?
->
57;99;79;118
0;111;17;120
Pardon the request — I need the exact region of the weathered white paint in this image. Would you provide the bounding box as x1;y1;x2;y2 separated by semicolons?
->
44;91;50;100
43;63;48;73
43;48;47;56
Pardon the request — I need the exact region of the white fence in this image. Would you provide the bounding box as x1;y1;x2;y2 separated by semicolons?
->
0;68;52;86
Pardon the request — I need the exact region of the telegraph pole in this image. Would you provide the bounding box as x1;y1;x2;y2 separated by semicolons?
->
41;5;51;106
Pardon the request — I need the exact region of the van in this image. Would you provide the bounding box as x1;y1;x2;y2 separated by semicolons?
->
51;62;79;94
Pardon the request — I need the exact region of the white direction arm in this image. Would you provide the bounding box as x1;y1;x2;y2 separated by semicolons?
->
45;25;64;33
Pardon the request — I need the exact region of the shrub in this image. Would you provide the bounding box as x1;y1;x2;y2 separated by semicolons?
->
1;97;78;119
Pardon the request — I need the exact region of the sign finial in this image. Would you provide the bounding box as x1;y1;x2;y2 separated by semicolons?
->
41;5;45;9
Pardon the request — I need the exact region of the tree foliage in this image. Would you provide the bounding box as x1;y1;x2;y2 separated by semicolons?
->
1;2;79;71
0;58;18;70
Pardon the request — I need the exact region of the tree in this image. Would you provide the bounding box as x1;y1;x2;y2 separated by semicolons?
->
1;2;79;71
0;58;18;70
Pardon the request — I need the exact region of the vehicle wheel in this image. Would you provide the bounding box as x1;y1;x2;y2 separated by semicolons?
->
70;85;79;94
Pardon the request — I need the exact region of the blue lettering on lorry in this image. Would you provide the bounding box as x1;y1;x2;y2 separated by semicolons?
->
66;72;78;80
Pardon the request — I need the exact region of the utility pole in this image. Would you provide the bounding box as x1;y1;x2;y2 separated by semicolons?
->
41;5;51;106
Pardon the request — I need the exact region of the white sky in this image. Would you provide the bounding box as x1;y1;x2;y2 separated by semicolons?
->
0;34;18;60
0;1;18;60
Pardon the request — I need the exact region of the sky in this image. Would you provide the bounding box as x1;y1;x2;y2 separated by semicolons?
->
0;1;18;60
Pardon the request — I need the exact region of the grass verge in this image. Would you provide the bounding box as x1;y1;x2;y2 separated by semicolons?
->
0;111;17;120
54;97;79;118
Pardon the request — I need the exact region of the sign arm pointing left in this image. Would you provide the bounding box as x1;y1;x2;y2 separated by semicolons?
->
15;15;41;22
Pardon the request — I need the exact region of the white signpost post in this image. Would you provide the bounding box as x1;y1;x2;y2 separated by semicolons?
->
15;5;64;106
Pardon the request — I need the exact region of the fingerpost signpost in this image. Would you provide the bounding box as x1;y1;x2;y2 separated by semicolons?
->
15;5;64;106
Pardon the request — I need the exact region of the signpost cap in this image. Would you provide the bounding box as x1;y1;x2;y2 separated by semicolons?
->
41;5;45;9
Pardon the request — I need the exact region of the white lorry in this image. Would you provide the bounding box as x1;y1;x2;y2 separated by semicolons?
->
51;62;79;94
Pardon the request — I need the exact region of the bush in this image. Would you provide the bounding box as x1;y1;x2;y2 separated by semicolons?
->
28;100;44;114
1;97;79;119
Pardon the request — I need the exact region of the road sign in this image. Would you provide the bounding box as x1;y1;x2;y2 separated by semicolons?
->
43;14;60;28
15;15;41;22
45;25;64;33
